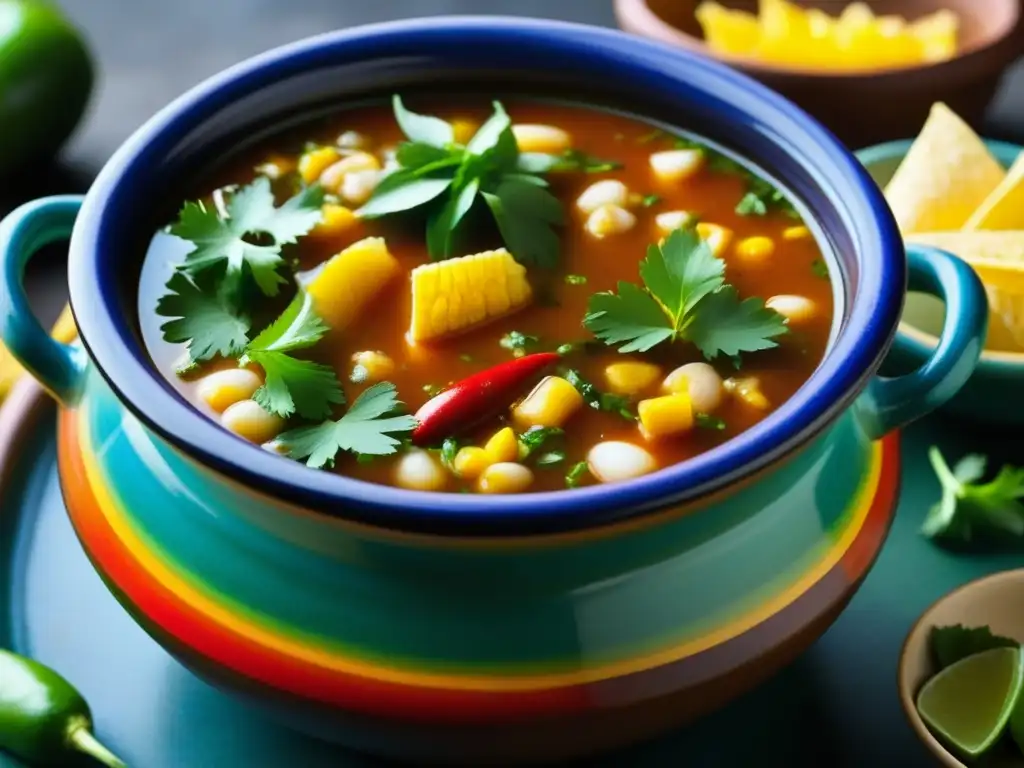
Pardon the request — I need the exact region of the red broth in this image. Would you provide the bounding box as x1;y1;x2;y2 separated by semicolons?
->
139;98;834;494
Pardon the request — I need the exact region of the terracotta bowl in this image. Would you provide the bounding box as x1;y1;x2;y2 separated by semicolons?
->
614;0;1024;147
899;569;1024;768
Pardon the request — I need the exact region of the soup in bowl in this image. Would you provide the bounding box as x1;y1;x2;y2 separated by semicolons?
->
0;17;988;764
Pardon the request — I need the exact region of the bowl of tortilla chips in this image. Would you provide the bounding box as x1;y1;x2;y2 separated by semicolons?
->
858;102;1024;426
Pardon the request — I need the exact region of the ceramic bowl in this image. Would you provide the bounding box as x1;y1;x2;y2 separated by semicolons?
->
857;138;1024;428
0;18;990;765
613;0;1024;147
899;569;1024;768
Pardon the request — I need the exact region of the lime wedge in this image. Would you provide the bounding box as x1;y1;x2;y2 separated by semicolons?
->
917;646;1024;758
1012;693;1024;755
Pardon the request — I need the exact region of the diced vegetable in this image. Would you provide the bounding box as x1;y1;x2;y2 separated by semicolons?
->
604;361;661;396
783;225;811;241
512;375;585;429
412;353;560;445
350;350;396;383
735;236;775;264
305;237;401;332
299;146;341;183
663;362;724;413
484;427;519;463
576;180;630;214
453;446;491;479
650;149;704;183
319;151;382;194
585;204;636;238
765;294;817;326
340;169;381;206
695;222;733;256
393;449;448;491
638;393;694;439
478;462;535;494
310;203;359;240
196;369;262;413
221;400;286;443
587;441;657;483
408;249;532;343
655;210;696;234
725;376;770;410
511;124;572;154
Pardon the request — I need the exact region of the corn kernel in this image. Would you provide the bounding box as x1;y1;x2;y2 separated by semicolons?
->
663;362;724;413
512;376;584;429
394;449;448;492
310;204;359;239
585;204;636;238
576;180;629;214
341;169;381;205
478;462;534;494
197;369;263;413
350;350;395;383
725;377;770;410
453;446;491;480
221;400;285;444
512;124;572;155
766;294;817;326
655;210;696;234
587;441;657;483
483;427;519;463
298;147;341;183
638;394;694;440
605;361;661;396
650;149;704;183
451;118;478;145
735;236;775;264
783;225;811;241
319;152;382;193
696;222;733;256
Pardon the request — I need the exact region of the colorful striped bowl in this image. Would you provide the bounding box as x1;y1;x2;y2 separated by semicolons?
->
0;18;989;764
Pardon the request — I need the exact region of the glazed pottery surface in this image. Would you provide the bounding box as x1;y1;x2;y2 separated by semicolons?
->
0;17;990;764
858;139;1024;428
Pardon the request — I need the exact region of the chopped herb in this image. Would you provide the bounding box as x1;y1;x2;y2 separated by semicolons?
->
811;259;830;279
583;228;788;362
641;194;662;208
458;353;474;363
638;129;666;144
565;460;590;488
517;426;564;460
156;272;251;363
422;383;445;397
169;177;324;297
357;96;565;268
550;149;623;174
499;330;541;358
563;368;636;420
536;451;566;466
735;191;768;216
695;413;727;431
734;176;799;219
278;382;418;469
440;437;462;469
556;343;576;356
931;625;1020;671
565;274;588;286
923;447;1024;543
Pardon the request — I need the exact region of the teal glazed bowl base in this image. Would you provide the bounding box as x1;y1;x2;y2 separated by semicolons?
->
0;17;989;764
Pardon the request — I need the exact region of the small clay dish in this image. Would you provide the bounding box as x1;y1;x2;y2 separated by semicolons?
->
614;0;1024;147
899;569;1024;768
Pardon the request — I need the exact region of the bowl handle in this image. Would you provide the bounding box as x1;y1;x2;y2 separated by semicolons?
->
0;196;87;407
857;244;987;439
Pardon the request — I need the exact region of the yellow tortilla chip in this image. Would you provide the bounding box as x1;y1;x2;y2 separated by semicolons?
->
884;103;1006;234
962;151;1024;231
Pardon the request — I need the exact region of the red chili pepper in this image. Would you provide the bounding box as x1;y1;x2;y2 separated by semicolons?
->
412;352;560;446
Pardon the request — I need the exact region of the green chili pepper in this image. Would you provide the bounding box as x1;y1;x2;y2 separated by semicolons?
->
0;649;126;767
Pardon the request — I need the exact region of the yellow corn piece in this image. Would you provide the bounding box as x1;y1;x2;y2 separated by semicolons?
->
306;237;401;332
453;446;491;480
484;427;518;463
782;225;811;241
605;361;661;396
408;249;532;343
310;204;359;240
638;394;694;440
696;222;733;256
298;147;341;184
512;375;584;429
725;377;770;410
735;236;775;264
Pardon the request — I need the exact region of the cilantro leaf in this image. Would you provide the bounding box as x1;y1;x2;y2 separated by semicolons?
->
563;369;636;420
278;383;418;469
687;287;789;360
482;190;561;269
392;95;453;147
395;142;452;169
550;150;622;174
931;625;1020;671
499;330;541;358
246;291;327;355
156;272;250;361
440;437;462;469
565;460;590;488
923;448;1024;542
466;101;516;166
696;413;727;431
518;426;564;460
250;352;345;420
640;229;724;322
357;177;453;218
171;177;324;297
584;282;674;353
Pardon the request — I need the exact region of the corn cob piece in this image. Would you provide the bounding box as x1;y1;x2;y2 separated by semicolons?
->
305;237;401;332
408;248;532;343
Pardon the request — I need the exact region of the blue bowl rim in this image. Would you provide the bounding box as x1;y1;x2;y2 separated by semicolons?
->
856;137;1024;373
68;16;904;536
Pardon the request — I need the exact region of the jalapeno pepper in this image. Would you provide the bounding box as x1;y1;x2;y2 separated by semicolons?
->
0;649;126;767
411;352;560;446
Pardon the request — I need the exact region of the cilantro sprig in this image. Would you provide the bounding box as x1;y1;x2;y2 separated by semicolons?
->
583;228;788;362
924;448;1024;543
278;382;418;469
357;96;579;267
156;272;251;362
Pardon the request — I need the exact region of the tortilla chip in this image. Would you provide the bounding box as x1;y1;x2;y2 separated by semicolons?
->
884;103;1006;234
962;151;1024;231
